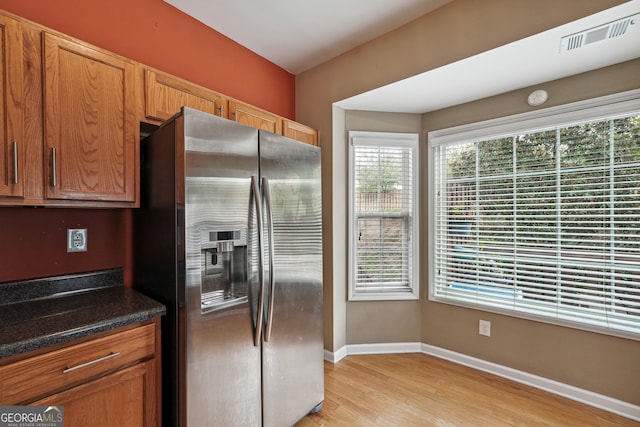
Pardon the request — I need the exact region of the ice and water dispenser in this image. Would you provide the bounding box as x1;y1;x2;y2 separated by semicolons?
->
200;229;248;313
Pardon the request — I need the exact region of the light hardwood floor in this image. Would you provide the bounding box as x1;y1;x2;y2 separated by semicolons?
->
295;353;639;427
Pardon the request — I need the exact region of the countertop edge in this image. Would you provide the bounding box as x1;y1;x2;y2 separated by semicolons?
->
0;287;166;360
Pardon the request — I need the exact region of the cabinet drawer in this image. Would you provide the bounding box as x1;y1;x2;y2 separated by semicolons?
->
0;323;155;404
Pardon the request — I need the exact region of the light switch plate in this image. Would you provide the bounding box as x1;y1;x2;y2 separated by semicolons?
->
67;228;88;252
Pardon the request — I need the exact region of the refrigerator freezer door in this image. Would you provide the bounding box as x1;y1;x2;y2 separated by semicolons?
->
259;131;324;427
183;108;262;426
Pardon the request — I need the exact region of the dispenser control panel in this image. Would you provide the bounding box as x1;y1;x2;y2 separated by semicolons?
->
200;228;247;313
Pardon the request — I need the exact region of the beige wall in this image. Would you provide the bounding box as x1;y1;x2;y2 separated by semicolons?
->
421;59;640;405
295;0;638;405
345;111;423;344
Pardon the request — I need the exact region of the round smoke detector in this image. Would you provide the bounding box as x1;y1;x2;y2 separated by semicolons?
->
527;89;548;107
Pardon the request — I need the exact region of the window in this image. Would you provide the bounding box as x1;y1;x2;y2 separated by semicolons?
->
349;131;419;300
429;91;640;338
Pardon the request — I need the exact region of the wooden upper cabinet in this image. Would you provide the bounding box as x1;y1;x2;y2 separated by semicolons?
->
0;10;318;208
141;68;321;146
42;32;137;204
142;67;227;124
283;119;318;146
229;100;282;134
0;15;24;198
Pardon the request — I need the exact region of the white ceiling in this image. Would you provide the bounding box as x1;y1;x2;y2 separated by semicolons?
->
166;0;640;114
338;1;640;113
163;0;452;74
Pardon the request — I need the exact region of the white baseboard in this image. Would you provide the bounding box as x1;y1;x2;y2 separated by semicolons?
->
347;342;422;355
322;342;640;422
420;343;640;422
324;345;347;363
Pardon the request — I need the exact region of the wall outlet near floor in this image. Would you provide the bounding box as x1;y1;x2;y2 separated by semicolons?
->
479;320;491;337
67;228;88;252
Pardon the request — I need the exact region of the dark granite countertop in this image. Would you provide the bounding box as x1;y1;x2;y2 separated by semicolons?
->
0;269;166;359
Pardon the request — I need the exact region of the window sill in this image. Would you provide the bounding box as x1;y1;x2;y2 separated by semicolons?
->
349;291;419;302
428;293;640;342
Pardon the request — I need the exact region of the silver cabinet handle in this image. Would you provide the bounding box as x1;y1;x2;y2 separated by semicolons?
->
51;147;57;187
251;176;265;347
262;177;275;342
62;352;121;374
12;141;18;184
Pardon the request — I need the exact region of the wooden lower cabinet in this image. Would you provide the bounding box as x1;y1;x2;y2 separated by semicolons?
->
0;321;160;427
34;361;156;427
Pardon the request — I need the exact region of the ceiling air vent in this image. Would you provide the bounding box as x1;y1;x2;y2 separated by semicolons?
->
560;13;639;53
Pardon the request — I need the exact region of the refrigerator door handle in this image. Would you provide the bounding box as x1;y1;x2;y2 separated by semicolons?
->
262;177;275;342
251;175;265;347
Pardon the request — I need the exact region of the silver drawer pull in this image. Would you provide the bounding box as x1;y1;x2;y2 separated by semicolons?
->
12;141;18;184
51;147;57;187
62;352;121;374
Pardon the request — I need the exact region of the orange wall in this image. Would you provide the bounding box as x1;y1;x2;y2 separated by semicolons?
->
0;1;294;284
0;0;295;118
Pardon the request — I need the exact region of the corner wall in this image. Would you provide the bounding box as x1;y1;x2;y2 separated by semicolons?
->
344;111;422;344
295;0;638;405
296;0;625;362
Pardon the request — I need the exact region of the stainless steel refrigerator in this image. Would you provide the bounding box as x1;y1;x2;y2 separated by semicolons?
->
133;107;324;427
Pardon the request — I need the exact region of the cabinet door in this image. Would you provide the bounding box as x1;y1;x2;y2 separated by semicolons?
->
282;119;318;146
144;68;227;123
229;100;282;134
43;33;137;203
33;361;157;427
0;15;24;198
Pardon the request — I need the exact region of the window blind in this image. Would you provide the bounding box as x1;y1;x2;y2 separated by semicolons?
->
349;132;418;300
432;113;640;336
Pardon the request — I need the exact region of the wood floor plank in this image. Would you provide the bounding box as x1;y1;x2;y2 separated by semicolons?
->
295;353;639;427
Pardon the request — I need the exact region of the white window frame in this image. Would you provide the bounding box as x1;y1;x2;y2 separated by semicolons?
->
349;131;419;301
428;89;640;340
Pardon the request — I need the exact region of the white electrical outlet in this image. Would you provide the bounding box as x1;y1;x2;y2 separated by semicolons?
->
479;320;491;337
67;228;88;252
